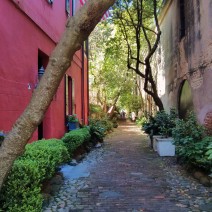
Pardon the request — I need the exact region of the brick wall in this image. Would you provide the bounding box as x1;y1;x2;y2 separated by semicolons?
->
204;112;212;135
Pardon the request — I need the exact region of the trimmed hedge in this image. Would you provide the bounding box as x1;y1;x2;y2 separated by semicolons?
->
1;128;94;211
62;127;91;156
0;139;70;212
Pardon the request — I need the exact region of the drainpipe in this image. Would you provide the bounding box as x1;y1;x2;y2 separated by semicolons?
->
81;44;85;125
86;39;89;125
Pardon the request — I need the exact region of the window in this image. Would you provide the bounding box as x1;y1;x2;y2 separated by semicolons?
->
37;50;49;139
66;0;70;16
65;75;75;115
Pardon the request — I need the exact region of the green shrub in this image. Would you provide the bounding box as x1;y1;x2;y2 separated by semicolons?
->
142;109;177;138
172;112;212;171
89;104;105;118
66;114;79;123
172;112;205;146
89;104;103;114
88;119;106;144
62;127;91;156
1;159;43;212
89;117;113;134
206;142;212;160
142;115;160;136
98;117;113;132
1;139;69;211
136;116;147;126
156;109;177;137
23;139;70;179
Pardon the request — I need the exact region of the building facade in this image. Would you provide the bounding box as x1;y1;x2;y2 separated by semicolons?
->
0;0;89;141
157;0;212;129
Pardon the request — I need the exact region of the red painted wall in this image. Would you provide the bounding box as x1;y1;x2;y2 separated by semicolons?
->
0;0;89;141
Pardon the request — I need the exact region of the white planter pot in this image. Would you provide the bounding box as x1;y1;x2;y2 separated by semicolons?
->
156;137;175;156
153;135;162;152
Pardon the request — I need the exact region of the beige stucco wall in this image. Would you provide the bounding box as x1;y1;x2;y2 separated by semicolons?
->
157;0;212;126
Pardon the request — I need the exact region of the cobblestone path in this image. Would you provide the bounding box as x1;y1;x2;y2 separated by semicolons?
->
43;122;212;212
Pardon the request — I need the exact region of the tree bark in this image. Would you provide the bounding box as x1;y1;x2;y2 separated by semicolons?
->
107;92;121;118
0;0;115;191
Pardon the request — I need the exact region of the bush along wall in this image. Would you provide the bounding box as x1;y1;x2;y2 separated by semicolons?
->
172;112;212;185
62;127;91;156
0;139;70;212
0;127;106;211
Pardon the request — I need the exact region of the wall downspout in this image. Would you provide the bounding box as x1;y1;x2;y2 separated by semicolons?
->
81;44;85;125
86;39;89;125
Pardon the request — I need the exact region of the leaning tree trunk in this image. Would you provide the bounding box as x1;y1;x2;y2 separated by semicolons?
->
0;0;116;191
107;92;121;118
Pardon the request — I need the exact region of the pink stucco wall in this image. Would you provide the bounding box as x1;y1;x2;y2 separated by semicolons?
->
0;0;89;141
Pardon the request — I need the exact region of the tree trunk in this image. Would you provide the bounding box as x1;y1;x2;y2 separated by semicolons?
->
107;92;121;118
144;63;164;111
0;0;115;191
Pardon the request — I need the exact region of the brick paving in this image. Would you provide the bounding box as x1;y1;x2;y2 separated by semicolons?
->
43;121;212;212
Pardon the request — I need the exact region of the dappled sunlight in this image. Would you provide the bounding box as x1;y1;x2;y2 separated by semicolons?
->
118;125;137;128
121;128;141;133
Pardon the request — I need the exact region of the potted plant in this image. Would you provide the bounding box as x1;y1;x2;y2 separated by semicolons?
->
66;114;79;131
142;109;177;156
142;115;160;149
155;109;177;156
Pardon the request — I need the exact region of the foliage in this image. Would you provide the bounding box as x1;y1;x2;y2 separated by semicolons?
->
119;94;143;114
90;104;103;115
206;142;212;160
97;117;113;132
112;0;164;111
89;22;140;112
89;103;107;119
172;112;205;148
142;115;160;137
62;128;91;156
136;117;147;126
156;109;177;137
88;119;106;144
66;114;79;123
142;109;177;137
172;112;212;172
112;117;118;128
0;139;69;211
23;139;70;178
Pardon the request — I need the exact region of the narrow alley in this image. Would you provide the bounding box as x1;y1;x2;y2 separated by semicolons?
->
43;122;212;212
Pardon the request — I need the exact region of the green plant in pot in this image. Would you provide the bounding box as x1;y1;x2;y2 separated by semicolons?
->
66;114;79;131
157;109;177;138
142;109;177;149
153;109;178;156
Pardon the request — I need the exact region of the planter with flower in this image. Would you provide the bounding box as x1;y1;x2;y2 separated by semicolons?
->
66;114;79;131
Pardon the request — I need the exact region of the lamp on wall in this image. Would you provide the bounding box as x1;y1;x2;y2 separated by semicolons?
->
38;66;45;81
48;0;54;4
